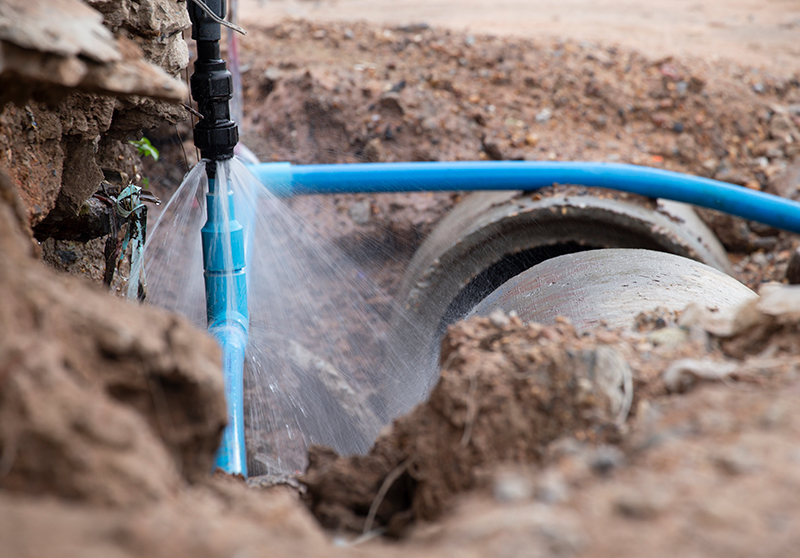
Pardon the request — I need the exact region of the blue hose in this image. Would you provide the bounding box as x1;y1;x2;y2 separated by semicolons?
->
250;161;800;234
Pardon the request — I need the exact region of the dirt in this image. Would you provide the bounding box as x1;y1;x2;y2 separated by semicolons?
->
302;294;800;551
3;1;800;557
233;18;800;298
303;315;631;533
0;0;189;292
240;0;800;76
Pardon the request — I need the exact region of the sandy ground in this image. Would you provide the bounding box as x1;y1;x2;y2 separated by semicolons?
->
240;0;800;73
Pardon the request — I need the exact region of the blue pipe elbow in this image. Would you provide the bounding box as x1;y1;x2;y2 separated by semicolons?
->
248;160;800;235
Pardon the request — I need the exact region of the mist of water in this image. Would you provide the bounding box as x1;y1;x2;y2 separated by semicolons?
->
145;157;431;475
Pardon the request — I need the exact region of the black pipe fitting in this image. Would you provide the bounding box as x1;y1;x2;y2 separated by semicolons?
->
188;0;238;167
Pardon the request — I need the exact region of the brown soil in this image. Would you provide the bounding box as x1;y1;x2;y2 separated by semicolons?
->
240;0;800;75
3;1;800;557
235;18;800;297
303;299;800;556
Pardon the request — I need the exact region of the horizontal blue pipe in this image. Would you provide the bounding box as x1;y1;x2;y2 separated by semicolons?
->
250;161;800;234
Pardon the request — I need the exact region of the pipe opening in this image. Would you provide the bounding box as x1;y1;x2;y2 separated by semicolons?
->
437;241;595;337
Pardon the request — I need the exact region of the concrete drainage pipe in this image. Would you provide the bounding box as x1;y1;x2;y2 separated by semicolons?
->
386;187;748;415
470;249;757;331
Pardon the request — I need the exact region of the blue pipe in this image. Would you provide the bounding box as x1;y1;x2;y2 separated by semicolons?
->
250;161;800;234
202;176;248;476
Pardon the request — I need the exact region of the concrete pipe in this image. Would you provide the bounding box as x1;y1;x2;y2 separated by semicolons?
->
470;249;756;331
386;187;736;414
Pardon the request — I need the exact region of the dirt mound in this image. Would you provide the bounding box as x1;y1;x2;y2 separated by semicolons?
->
406;374;800;558
0;475;334;558
242;20;799;181
302;315;632;533
0;169;226;505
302;288;800;541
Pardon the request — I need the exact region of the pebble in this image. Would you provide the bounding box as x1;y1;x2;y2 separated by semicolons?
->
784;247;800;284
588;445;625;476
751;251;769;268
489;310;511;328
348;201;372;226
535;108;553;123
493;471;533;503
647;327;688;347
534;470;569;504
614;488;670;520
714;446;758;475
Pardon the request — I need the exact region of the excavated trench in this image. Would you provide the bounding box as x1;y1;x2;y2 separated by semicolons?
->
3;3;800;557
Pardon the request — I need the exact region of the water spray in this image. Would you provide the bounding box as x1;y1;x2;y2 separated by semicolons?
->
188;0;248;475
174;4;800;478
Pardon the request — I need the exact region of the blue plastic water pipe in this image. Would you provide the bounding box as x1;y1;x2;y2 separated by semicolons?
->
250;160;800;234
189;0;248;475
202;176;248;475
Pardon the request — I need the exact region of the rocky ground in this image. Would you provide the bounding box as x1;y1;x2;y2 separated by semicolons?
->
2;1;800;557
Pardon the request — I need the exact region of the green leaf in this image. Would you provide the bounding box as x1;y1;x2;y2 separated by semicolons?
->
129;137;160;161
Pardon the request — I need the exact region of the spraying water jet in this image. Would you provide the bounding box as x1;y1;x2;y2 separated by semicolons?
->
163;6;800;477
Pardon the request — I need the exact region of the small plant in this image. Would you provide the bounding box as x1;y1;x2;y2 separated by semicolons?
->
129;137;160;161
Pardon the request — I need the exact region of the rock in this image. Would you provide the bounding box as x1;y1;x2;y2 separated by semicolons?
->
349;200;372;225
587;445;625;476
0;0;187;106
770;113;797;140
766;158;800;199
480;135;505;160
362;137;386;162
785;247;800;284
662;358;740;392
1;0;189;231
676;132;698;160
647;327;688;347
535;108;553;123
614;488;670;519
713;445;758;476
493;470;533;503
534;469;570;504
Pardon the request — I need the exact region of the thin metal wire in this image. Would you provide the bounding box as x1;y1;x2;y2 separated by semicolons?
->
188;0;247;35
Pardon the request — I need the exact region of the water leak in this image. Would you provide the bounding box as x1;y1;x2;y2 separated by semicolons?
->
145;157;430;475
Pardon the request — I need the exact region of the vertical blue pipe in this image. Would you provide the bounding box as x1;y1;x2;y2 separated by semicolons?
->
202;176;248;475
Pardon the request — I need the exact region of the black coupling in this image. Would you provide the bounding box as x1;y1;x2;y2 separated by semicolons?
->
188;0;238;162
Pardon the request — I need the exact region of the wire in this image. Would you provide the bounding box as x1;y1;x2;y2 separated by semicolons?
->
188;0;247;35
